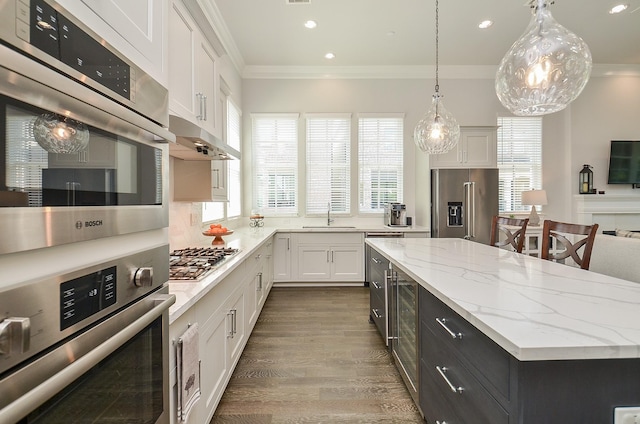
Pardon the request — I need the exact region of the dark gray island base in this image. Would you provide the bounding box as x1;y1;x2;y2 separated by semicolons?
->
365;238;640;424
419;287;640;424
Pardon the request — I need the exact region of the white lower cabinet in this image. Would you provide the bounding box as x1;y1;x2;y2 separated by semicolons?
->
273;233;292;281
169;236;274;424
295;233;364;282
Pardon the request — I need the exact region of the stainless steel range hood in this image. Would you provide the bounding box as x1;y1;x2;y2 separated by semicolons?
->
168;115;240;160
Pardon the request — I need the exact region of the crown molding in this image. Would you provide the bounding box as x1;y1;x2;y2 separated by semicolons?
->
241;64;640;80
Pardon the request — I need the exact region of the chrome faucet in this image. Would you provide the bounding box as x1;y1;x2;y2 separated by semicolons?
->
327;202;334;226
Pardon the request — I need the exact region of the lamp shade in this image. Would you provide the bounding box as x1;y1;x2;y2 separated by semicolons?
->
521;189;548;206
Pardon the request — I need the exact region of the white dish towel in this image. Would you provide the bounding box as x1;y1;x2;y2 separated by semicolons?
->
177;323;201;423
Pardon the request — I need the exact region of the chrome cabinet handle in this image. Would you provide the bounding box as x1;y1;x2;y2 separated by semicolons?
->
371;257;381;264
436;421;448;424
196;92;204;120
257;272;263;291
372;309;383;319
435;318;463;339
436;366;464;394
255;253;262;260
287;238;290;250
202;95;207;121
372;281;382;290
227;311;234;338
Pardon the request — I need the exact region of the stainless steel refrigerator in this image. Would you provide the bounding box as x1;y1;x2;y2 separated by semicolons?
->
431;168;499;245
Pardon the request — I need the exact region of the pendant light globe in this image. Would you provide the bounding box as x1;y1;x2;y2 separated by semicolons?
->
495;0;592;116
414;93;460;154
414;0;459;155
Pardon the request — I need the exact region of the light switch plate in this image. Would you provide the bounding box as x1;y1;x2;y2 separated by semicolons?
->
614;407;640;424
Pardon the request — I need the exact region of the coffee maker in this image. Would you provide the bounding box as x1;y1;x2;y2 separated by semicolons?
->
384;203;407;227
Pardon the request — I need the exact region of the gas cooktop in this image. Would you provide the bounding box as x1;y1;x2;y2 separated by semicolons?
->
169;247;239;281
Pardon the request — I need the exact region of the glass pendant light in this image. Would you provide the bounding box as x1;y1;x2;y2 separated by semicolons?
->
414;0;460;154
495;0;592;116
33;113;90;154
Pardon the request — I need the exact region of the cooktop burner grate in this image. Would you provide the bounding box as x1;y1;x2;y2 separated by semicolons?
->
169;247;239;281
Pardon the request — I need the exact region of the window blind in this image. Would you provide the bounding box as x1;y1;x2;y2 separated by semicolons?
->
358;114;404;213
252;114;299;215
497;117;543;213
306;114;351;215
227;100;241;218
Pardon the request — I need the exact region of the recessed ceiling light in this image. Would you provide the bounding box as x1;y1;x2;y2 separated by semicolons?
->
304;20;317;29
325;52;335;60
609;4;628;14
478;20;493;29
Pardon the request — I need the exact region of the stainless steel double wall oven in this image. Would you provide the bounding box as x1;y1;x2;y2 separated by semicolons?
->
1;1;175;423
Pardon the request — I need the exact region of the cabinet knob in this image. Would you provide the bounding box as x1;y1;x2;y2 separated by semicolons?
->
0;317;30;356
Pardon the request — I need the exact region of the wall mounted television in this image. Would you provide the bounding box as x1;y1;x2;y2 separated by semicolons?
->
607;140;640;188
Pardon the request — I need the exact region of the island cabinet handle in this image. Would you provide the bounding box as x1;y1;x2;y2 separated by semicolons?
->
371;257;381;264
436;366;464;394
372;281;383;290
372;309;383;319
435;317;463;340
436;421;448;424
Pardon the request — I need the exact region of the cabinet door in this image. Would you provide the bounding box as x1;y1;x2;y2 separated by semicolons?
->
430;127;497;169
297;247;331;280
273;234;292;281
331;245;364;281
80;0;163;73
210;160;228;202
227;291;245;365
462;127;497;168
168;0;197;120
195;39;218;136
199;309;229;418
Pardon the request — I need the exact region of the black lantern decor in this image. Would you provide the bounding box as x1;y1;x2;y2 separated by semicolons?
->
579;164;594;194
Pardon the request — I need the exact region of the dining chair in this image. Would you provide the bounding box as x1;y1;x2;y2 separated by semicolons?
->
540;220;599;270
489;216;529;253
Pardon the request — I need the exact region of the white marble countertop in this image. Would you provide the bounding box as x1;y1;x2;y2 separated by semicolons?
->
168;227;276;324
366;237;640;361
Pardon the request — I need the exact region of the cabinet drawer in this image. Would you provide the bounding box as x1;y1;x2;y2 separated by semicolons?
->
419;287;511;401
420;358;463;424
422;326;509;424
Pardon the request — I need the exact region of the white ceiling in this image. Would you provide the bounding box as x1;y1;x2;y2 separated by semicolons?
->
211;0;640;76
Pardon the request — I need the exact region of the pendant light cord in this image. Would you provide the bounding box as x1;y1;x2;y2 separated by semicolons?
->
434;0;439;93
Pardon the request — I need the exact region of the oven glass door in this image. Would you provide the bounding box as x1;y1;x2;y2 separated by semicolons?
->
1;95;162;208
19;317;164;424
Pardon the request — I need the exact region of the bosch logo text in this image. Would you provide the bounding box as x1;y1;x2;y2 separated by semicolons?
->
75;220;104;229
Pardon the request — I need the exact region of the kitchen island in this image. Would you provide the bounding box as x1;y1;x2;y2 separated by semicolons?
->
367;237;640;424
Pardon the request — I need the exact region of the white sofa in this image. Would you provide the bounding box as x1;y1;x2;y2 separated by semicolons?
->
590;231;640;283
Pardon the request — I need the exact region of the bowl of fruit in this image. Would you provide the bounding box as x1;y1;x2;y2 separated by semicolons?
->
203;224;233;245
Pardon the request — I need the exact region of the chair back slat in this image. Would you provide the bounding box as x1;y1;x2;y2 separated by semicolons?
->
541;220;599;270
490;216;529;253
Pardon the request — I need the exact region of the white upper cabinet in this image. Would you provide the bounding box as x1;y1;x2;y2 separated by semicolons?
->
169;0;220;138
430;126;497;169
57;0;167;84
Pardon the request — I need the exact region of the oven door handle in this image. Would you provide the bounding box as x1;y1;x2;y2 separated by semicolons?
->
0;293;175;424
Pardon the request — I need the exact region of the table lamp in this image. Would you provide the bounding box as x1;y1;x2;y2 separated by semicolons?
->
521;189;547;226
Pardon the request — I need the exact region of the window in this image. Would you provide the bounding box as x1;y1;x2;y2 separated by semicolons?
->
227;99;241;218
497;117;543;213
306;114;351;215
358;114;403;213
252;114;299;216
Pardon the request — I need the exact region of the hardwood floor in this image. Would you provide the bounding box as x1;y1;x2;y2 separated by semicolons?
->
211;286;425;424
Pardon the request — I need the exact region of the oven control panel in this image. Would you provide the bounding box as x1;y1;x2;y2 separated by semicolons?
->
60;266;117;331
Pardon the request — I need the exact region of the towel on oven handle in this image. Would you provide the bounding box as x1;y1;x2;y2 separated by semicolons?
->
177;323;201;423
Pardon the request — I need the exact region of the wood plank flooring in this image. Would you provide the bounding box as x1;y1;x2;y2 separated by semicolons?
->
210;286;425;424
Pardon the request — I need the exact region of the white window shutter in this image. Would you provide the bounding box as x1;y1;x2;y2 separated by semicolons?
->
252;114;299;216
497;117;543;213
306;114;351;215
358;114;404;213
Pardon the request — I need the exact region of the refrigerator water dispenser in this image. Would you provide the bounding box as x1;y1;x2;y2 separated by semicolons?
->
447;202;463;227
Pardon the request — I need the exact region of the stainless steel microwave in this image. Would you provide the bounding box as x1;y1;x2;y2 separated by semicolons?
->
0;1;174;256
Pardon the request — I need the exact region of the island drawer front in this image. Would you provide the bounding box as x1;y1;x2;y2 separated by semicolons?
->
421;325;510;424
420;357;464;424
369;285;386;340
419;287;511;401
